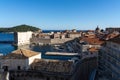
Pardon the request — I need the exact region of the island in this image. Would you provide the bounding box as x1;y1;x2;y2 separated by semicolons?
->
0;24;41;32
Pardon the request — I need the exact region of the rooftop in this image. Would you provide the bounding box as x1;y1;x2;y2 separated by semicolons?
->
1;49;40;59
80;37;104;45
103;32;119;40
30;59;73;73
108;34;120;44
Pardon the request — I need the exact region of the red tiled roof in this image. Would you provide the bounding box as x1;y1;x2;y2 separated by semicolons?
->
80;37;104;45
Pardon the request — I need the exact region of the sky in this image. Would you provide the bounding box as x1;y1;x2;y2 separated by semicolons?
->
0;0;120;30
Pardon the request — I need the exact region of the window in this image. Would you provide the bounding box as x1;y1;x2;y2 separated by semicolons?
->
17;66;21;70
3;66;8;71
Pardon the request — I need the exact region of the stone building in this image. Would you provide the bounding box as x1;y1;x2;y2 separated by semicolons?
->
9;57;97;80
67;32;81;39
9;59;79;80
82;47;98;59
102;31;119;40
79;37;104;52
106;27;120;33
36;33;51;39
60;33;65;39
98;35;120;80
30;59;74;73
14;31;33;46
77;36;104;60
0;49;41;71
52;33;61;39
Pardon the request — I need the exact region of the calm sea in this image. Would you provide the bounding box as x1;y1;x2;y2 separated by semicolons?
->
0;33;15;55
0;33;14;41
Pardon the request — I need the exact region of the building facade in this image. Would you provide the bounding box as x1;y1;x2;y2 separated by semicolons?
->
106;27;120;33
14;31;33;46
67;32;81;39
9;58;82;80
98;35;120;80
0;49;41;71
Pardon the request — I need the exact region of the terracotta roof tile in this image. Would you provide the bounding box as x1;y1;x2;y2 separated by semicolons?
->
2;49;40;59
80;37;104;45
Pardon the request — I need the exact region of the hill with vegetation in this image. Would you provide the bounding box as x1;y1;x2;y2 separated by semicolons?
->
0;24;41;32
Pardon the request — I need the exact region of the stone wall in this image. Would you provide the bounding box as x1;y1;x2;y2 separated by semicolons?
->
30;38;51;44
30;38;73;45
0;59;28;70
50;38;73;44
9;71;72;80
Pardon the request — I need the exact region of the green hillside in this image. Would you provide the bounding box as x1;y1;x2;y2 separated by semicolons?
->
0;24;41;32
